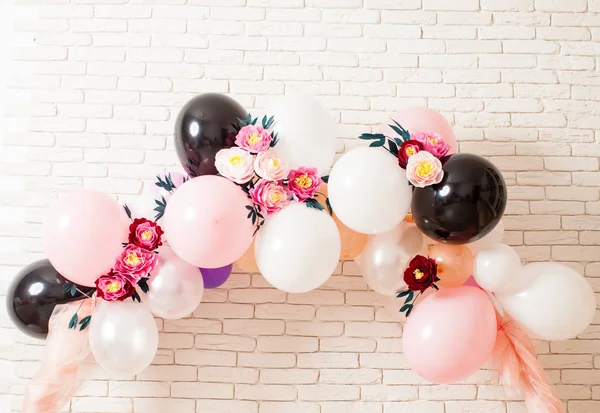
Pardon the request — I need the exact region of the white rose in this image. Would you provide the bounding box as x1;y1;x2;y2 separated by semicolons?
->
215;147;255;184
254;149;289;181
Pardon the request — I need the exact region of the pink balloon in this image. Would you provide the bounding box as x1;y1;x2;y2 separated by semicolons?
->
43;190;129;287
403;286;497;384
163;176;255;268
463;276;481;289
377;107;457;154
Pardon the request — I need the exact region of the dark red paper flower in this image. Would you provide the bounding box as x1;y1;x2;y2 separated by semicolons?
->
398;140;424;169
128;218;164;251
403;255;438;292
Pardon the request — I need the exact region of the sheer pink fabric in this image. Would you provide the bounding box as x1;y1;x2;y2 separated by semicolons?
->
22;299;94;413
493;314;562;413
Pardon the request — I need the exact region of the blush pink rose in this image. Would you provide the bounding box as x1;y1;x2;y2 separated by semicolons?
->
128;218;164;251
249;179;292;215
254;149;289;181
235;125;272;153
406;151;444;188
215;147;256;184
95;271;136;302
114;245;158;284
287;167;322;201
411;132;450;158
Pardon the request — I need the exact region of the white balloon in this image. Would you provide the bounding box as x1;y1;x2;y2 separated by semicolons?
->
468;220;505;253
496;262;596;341
473;244;523;294
328;147;412;235
266;96;336;176
255;202;341;293
147;247;204;320
89;300;158;375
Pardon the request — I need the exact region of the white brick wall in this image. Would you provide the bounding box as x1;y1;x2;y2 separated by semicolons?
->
1;1;600;412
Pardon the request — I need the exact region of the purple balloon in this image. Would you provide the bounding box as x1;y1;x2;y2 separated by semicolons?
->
200;264;233;289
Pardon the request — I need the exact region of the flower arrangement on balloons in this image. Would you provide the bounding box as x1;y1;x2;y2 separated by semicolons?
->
215;113;332;234
64;212;164;331
359;120;450;188
396;255;440;317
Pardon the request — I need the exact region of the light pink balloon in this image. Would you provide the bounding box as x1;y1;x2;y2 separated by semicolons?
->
43;190;129;287
403;286;497;384
377;107;457;154
163;176;255;268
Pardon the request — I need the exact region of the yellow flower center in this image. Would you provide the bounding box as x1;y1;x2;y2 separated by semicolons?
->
294;174;313;189
269;158;279;168
405;147;416;157
270;191;281;202
416;161;434;178
106;281;121;293
413;269;425;280
124;251;141;266
228;155;243;166
246;133;262;145
427;137;438;145
141;230;153;240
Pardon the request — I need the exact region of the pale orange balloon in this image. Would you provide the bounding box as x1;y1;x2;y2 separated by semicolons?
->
428;244;473;288
315;184;368;260
403;208;414;224
235;239;260;273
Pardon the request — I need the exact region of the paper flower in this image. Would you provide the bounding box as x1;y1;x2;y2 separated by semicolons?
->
287;167;322;201
411;131;450;158
403;255;438;292
249;179;291;215
114;245;158;284
128;218;164;251
254;149;289;181
398;140;424;169
95;271;136;302
215;147;256;184
406;151;444;188
235;125;272;153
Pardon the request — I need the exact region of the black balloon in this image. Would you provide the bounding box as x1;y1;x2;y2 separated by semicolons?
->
411;153;507;244
174;93;248;177
6;259;95;339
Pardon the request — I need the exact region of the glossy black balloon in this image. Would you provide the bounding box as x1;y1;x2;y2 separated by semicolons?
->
174;93;248;177
411;153;507;244
6;259;95;339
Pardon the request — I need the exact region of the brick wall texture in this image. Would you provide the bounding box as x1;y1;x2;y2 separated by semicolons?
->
1;1;600;412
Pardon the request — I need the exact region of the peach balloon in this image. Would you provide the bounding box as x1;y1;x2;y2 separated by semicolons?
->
403;286;497;384
429;244;473;288
377;107;457;154
163;176;255;269
236;240;260;273
43;190;130;287
315;184;368;260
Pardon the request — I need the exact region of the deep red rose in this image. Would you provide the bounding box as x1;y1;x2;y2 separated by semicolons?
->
403;255;438;292
95;271;136;302
398;140;424;169
128;218;164;251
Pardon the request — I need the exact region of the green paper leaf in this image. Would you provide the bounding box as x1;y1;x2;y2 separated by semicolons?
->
406;307;413;317
321;175;329;184
79;315;91;331
63;282;73;295
369;140;385;148
325;197;333;216
264;115;275;129
403;290;414;305
68;313;78;330
388;140;399;156
137;278;149;294
390;119;411;141
70;284;77;297
359;133;386;141
396;290;411;298
400;304;412;313
131;291;141;303
394;137;403;147
123;204;132;220
245;205;254;211
305;198;325;211
432;284;439;291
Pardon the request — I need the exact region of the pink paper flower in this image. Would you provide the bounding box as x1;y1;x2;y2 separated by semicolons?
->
287;167;322;201
235;125;272;153
411;132;450;158
254;149;289;181
95;271;136;302
215;147;256;184
249;179;292;215
128;218;164;251
406;151;444;188
114;245;158;284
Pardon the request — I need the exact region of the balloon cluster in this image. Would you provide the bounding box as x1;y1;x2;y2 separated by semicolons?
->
7;95;594;408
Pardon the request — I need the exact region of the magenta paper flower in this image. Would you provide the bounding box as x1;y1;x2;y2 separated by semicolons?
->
128;218;164;251
249;179;292;215
235;125;272;153
287;167;322;201
95;271;136;302
411;132;450;158
114;245;158;284
254;149;289;181
406;151;444;188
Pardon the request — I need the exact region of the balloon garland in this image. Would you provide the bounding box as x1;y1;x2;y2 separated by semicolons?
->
8;94;593;413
